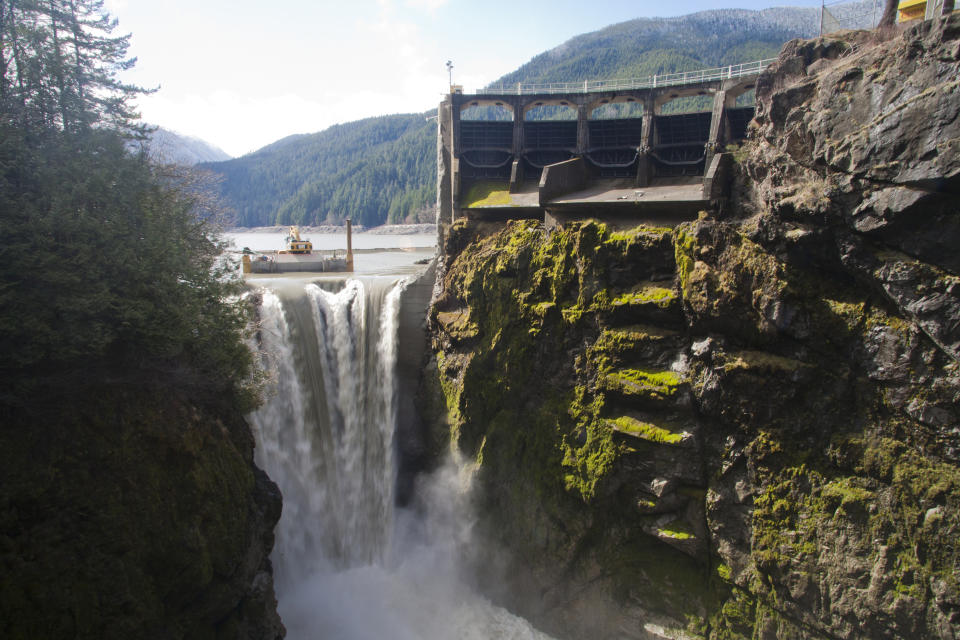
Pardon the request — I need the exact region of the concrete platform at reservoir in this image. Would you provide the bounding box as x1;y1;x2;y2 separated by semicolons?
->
246;252;349;274
548;176;705;206
462;176;710;224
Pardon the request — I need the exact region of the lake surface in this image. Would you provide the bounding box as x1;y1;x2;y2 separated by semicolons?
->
225;231;436;252
224;231;437;277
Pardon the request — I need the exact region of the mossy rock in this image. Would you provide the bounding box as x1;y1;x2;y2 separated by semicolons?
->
602;368;684;407
607;415;692;446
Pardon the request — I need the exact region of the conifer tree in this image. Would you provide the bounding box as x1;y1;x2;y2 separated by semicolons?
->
879;0;898;27
0;0;145;133
0;0;257;408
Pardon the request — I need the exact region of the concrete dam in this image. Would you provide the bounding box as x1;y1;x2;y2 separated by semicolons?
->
437;60;770;227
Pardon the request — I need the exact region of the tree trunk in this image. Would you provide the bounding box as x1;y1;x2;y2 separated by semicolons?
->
879;0;898;27
0;0;7;102
48;0;72;130
944;0;955;16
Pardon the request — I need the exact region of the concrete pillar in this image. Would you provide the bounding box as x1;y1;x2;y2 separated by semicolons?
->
704;89;727;174
451;157;460;222
636;95;655;187
512;101;526;159
509;160;523;193
345;219;354;271
576;101;589;156
437;98;454;224
451;96;462;158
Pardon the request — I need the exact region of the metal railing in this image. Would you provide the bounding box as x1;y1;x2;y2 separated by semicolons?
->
477;58;778;96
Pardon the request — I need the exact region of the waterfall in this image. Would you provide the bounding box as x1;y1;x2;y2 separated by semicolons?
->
249;277;401;582
247;275;554;640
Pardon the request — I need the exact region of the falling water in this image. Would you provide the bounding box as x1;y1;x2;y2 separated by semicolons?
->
248;275;554;640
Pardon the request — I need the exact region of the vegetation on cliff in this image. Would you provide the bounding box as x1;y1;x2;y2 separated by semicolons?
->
429;219;718;638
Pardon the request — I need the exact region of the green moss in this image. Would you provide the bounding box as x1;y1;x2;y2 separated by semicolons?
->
608;416;687;445
717;563;733;581
864;305;912;337
726;142;750;164
603;368;682;401
606;224;672;244
596;324;677;348
820;477;875;511
462;181;512;207
658;519;695;540
611;285;676;309
434;308;479;340
710;589;757;640
824;298;867;332
674;226;697;296
434;350;465;444
719;349;808;373
561;386;619;502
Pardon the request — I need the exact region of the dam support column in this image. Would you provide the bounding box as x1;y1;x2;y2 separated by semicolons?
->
346;219;354;272
704;89;727;175
512;102;526;191
438;97;456;223
576;101;589;157
636;96;655;187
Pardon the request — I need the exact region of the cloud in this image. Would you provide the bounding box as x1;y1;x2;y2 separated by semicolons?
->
404;0;449;10
136;91;335;157
103;0;128;15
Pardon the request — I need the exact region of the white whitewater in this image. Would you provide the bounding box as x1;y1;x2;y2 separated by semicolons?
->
248;276;554;640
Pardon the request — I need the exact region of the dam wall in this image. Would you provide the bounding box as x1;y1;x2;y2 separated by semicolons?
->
438;70;764;225
395;260;438;502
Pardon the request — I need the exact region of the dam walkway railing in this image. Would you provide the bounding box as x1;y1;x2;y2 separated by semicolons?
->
477;58;778;96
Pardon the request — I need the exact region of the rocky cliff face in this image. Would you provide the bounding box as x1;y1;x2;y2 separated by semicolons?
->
0;387;284;640
423;14;960;640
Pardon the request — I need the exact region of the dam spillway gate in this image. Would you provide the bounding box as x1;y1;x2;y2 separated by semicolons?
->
438;63;767;225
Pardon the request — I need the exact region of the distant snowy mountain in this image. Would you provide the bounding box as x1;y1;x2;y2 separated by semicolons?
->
146;127;232;165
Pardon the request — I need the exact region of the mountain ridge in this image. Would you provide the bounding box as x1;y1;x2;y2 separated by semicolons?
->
147;127;232;165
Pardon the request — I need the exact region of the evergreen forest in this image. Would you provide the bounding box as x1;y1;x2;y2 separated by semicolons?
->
0;0;257;408
201;114;437;229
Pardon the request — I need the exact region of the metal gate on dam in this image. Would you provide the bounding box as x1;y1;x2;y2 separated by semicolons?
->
437;59;773;226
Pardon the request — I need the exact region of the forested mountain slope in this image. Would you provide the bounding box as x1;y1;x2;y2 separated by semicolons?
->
202;113;436;228
206;7;820;228
489;7;817;88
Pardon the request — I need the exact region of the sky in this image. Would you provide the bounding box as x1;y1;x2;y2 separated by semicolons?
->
105;0;827;157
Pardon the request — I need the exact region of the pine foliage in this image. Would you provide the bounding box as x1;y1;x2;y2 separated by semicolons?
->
0;0;257;408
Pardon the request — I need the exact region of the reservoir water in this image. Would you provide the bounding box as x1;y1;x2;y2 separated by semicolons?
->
244;242;556;639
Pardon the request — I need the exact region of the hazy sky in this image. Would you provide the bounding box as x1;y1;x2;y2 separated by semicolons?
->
105;0;825;156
